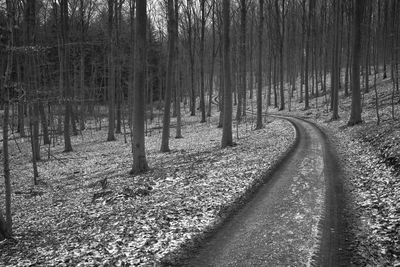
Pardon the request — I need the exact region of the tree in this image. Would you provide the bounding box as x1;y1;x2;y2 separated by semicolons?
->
161;0;176;152
348;0;364;126
221;0;233;148
131;0;149;174
1;0;15;239
186;0;196;116
175;0;183;139
107;0;116;141
60;0;73;152
275;0;285;111
199;0;206;123
236;0;247;122
24;0;41;164
304;0;314;110
330;0;341;120
255;0;263;130
207;0;217;117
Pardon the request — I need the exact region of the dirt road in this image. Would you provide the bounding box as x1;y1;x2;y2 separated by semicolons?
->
181;115;349;266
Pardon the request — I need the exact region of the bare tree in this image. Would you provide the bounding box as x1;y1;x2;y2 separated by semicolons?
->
1;0;15;239
304;0;314;110
331;0;341;120
255;0;263;130
186;0;196;116
161;0;177;152
221;0;233;148
207;0;217;117
348;0;364;125
107;0;116;141
236;0;247;122
60;0;73;152
199;0;207;123
131;0;149;174
175;0;183;139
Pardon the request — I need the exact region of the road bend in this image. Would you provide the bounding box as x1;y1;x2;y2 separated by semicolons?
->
181;115;348;267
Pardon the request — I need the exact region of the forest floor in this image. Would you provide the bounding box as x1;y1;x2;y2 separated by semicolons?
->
0;109;295;266
275;76;400;266
1;73;399;266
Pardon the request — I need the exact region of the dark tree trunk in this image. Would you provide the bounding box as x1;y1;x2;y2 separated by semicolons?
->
348;0;364;125
2;0;14;238
208;1;216;117
256;0;264;130
199;0;206;123
131;0;149;174
161;0;176;152
331;0;341;120
61;0;72;152
304;0;314;110
39;101;50;145
107;0;116;141
221;0;233;148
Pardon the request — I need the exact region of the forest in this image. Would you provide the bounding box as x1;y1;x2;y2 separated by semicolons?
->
0;0;399;266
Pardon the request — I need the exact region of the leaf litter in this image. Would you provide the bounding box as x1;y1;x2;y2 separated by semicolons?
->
0;115;294;266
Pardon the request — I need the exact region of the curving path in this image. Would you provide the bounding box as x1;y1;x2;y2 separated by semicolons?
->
180;115;349;266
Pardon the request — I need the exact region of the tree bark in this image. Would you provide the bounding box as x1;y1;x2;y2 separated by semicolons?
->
221;0;233;148
107;0;116;141
276;0;285;111
175;0;183;138
208;0;216;117
61;0;72;152
131;0;149;174
236;0;246;121
255;0;264;130
199;0;206;123
331;0;341;120
161;0;176;152
348;0;364;125
2;0;14;238
187;0;196;116
304;0;314;110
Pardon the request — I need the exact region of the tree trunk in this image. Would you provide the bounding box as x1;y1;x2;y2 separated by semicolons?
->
348;0;364;125
344;16;351;97
107;0;116;141
207;1;216;117
161;0;176;152
174;0;182;138
273;54;278;108
199;0;206;123
61;0;72;152
236;0;247;121
331;0;341;120
364;2;372;93
131;0;149;174
17;101;25;136
255;0;264;130
304;0;314;110
277;0;285;111
373;0;380;125
2;0;14;238
218;27;224;128
187;0;196;116
29;105;39;183
221;0;233;148
39;101;50;145
249;5;255;101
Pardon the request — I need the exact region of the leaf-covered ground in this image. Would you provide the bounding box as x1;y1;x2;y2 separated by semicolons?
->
0;114;295;266
277;76;400;266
